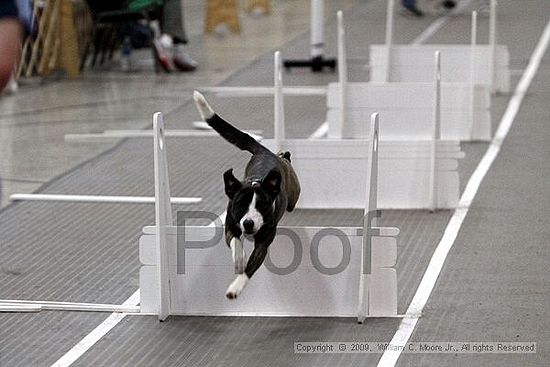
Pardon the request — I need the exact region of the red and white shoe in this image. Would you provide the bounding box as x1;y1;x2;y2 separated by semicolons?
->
152;35;173;73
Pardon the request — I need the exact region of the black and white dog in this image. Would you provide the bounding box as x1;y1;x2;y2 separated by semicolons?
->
193;91;301;299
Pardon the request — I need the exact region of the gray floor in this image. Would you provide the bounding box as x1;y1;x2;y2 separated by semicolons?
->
0;0;548;366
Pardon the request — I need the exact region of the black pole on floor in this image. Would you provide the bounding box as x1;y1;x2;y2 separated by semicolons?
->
283;55;337;73
284;0;337;73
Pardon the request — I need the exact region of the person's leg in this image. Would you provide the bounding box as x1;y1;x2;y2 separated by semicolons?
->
401;0;423;17
161;0;187;44
157;0;197;71
0;19;22;92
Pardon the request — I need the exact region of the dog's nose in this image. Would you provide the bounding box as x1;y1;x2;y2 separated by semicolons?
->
243;219;255;233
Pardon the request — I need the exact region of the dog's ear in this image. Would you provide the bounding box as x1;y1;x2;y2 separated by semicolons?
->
261;169;282;198
223;169;242;199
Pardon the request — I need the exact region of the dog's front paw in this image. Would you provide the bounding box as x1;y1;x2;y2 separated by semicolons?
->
225;274;249;300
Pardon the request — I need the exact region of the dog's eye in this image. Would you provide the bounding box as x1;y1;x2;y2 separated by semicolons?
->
233;190;253;205
254;194;272;210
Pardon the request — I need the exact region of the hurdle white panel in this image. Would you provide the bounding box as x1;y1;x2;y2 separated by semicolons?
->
263;138;463;210
140;224;399;318
369;45;510;93
326;82;491;140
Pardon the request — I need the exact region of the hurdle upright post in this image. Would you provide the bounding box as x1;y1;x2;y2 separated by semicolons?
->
429;51;441;212
153;112;173;321
489;0;497;94
337;11;347;139
384;0;395;82
274;51;285;152
283;0;336;71
469;11;478;140
311;0;324;60
357;113;380;323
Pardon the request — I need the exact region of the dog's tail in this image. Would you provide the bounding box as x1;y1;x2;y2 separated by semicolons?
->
193;91;269;155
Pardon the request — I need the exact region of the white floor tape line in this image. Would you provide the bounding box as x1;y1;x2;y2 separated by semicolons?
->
50;290;140;367
377;19;550;367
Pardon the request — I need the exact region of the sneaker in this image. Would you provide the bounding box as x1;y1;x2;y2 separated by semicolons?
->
172;45;198;72
402;4;424;17
152;38;172;73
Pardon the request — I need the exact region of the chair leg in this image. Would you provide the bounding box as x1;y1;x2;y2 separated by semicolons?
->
80;24;96;70
99;25;113;65
107;24;120;61
90;26;104;67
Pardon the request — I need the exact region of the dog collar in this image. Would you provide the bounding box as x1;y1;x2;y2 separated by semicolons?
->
246;177;262;188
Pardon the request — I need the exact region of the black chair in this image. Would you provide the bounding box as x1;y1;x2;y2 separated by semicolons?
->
81;0;161;70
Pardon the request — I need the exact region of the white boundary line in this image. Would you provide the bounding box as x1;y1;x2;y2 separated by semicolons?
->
50;290;140;367
48;9;484;367
377;19;550;367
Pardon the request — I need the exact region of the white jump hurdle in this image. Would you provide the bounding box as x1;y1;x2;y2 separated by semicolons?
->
330;11;491;141
371;0;510;93
140;111;402;322
265;49;464;209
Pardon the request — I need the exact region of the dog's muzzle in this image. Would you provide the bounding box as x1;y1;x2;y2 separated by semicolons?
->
242;219;255;234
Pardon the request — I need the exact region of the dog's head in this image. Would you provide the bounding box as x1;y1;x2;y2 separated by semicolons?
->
223;168;281;236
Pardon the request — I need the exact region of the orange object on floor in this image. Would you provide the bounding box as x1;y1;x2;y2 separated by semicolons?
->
244;0;271;15
205;0;240;34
